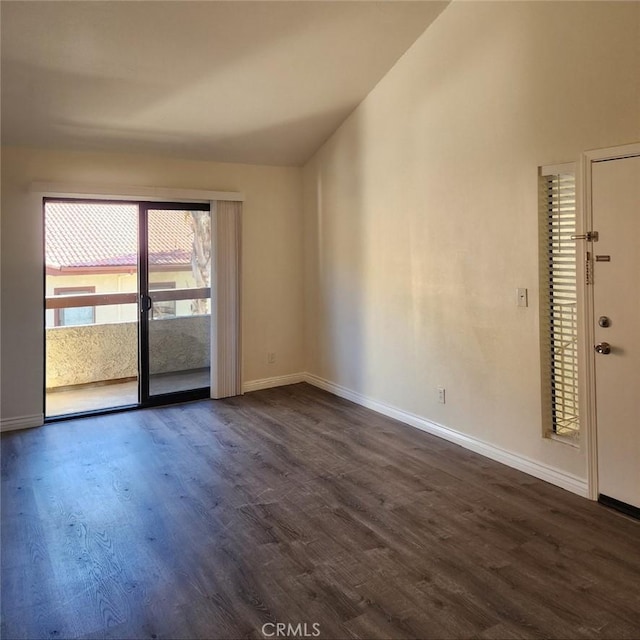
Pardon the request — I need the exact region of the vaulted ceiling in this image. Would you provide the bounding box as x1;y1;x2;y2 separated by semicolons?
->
1;1;448;166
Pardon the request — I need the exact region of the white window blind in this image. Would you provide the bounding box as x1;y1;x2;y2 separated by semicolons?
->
539;167;579;438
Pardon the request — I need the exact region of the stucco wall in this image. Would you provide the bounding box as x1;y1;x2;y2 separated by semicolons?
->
45;316;210;387
148;315;210;376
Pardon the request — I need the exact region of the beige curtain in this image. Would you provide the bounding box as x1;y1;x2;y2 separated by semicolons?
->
210;200;242;398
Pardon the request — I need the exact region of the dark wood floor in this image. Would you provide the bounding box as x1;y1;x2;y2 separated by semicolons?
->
2;383;639;640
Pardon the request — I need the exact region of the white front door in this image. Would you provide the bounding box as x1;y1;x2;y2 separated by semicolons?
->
592;154;640;510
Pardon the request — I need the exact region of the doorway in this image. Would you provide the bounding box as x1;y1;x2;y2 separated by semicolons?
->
44;199;212;418
587;149;640;515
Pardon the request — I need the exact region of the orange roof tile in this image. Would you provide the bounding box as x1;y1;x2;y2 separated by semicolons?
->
45;202;196;269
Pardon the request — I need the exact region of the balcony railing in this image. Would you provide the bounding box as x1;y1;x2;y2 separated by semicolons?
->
45;289;211;389
45;287;211;309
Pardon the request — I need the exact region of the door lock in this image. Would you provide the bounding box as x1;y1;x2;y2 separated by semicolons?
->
594;342;611;355
140;294;152;312
571;231;599;242
598;316;611;328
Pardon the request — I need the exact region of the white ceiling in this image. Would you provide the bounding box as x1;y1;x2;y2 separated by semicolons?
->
1;1;448;166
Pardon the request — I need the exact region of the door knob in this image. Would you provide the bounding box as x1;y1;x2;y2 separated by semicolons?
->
594;342;611;355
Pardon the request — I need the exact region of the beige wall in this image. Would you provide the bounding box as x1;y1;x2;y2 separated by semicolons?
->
1;147;304;419
1;2;638;488
303;1;640;479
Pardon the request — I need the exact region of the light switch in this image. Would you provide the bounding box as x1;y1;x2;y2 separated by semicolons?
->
517;288;528;308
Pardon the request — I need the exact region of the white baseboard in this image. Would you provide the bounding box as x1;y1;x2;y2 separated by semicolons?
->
1;414;44;433
0;377;588;498
303;373;589;498
242;373;305;394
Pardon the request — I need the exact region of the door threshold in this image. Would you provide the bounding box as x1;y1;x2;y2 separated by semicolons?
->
45;403;140;423
598;494;640;521
44;388;212;423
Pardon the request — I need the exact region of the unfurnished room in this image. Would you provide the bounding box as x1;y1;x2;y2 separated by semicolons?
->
1;1;639;639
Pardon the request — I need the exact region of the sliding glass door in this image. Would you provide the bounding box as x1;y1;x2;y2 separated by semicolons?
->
44;199;211;418
140;204;211;402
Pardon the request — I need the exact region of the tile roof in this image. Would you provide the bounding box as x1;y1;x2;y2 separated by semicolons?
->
45;202;195;269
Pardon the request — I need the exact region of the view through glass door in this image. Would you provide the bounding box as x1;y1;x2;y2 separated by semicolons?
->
44;199;211;418
140;203;211;402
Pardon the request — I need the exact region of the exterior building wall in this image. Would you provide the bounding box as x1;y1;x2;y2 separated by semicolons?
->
45;269;197;326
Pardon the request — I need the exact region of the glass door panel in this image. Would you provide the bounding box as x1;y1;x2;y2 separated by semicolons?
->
44;200;139;417
144;206;211;399
44;199;211;418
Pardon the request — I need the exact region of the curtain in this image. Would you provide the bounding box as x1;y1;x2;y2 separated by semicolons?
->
210;200;242;398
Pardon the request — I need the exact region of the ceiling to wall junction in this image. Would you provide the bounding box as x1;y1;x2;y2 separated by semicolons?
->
1;1;449;166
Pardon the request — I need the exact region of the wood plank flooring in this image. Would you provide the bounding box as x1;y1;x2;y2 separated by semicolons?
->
2;383;639;640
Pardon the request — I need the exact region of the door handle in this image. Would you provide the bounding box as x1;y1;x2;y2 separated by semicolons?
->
594;342;611;355
140;294;152;312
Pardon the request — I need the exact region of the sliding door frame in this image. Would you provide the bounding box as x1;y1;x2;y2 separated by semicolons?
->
138;200;212;408
43;197;214;419
38;183;243;422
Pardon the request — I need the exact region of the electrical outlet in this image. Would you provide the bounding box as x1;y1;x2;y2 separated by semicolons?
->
437;387;446;404
267;352;276;365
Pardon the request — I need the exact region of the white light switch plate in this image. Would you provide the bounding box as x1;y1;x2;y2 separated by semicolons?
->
517;288;528;307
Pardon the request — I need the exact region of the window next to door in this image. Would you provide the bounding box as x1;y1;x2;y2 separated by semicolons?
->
54;286;96;327
538;164;579;440
150;281;176;319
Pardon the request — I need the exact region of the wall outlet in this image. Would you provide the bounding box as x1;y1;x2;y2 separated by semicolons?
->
437;387;446;404
267;352;276;364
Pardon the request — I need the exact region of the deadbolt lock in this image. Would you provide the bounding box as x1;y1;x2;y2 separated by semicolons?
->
598;316;611;328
